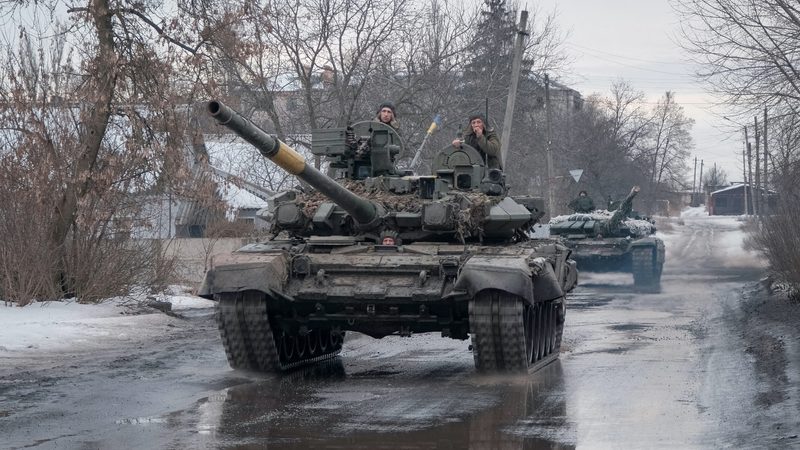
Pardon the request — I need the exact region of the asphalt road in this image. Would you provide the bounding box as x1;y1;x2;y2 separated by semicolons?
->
2;215;799;449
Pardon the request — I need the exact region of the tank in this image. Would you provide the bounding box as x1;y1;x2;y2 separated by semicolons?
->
549;186;665;291
199;100;578;373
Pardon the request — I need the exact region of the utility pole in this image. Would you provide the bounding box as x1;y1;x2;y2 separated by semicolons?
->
763;107;769;214
692;156;698;205
745;126;752;216
699;159;704;203
754;116;761;216
713;162;717;189
742;138;749;216
500;10;528;168
545;73;554;217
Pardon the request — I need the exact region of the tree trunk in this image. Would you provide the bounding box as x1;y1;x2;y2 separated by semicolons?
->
50;0;118;296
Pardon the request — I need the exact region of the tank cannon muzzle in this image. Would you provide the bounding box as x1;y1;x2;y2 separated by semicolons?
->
207;100;380;228
607;185;640;230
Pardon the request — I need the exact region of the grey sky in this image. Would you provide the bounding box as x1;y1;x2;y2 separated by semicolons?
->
533;0;744;183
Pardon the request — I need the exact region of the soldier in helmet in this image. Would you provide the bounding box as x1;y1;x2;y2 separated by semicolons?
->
451;113;502;169
374;101;400;129
569;190;596;213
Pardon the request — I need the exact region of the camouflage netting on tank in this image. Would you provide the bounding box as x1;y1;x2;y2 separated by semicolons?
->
549;210;655;238
296;180;502;239
454;191;501;240
296;180;423;215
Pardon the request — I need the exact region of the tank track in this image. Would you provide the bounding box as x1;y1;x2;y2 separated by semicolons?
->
216;291;342;373
632;246;662;290
469;290;565;373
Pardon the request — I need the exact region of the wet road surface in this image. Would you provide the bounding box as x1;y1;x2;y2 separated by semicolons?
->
2;215;799;449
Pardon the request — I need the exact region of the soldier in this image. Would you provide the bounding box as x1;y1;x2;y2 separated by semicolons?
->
374;101;400;129
451;113;502;169
569;190;596;213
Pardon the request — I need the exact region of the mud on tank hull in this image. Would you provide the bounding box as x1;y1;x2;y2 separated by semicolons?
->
200;239;577;374
564;236;665;290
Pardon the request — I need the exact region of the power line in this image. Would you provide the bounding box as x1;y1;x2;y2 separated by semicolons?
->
566;46;697;77
565;42;688;66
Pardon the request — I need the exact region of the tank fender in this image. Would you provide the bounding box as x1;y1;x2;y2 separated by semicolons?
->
562;259;578;293
454;256;534;304
198;252;289;297
529;257;566;302
630;236;660;248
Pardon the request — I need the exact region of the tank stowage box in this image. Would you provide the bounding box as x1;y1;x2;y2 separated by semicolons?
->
200;101;578;373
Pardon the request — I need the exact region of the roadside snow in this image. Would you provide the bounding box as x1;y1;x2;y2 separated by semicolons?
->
0;291;214;356
680;206;708;217
673;206;766;269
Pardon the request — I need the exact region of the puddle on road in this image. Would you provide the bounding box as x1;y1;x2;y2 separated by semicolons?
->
189;360;576;449
567;293;615;310
610;323;651;332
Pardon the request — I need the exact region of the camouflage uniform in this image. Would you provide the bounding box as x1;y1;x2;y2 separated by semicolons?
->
569;193;595;213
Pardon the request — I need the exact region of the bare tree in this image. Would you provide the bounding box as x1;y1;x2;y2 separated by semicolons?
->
675;0;800;112
638;91;694;192
0;1;206;302
703;164;728;189
605;80;653;158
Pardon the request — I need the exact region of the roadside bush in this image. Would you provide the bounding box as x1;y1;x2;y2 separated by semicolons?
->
747;171;800;295
0;161;181;305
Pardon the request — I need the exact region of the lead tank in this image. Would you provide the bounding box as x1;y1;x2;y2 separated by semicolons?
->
199;101;577;373
549;186;665;290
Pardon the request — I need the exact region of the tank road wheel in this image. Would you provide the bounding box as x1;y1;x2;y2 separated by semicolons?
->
317;328;330;353
279;332;296;363
632;247;661;292
294;334;307;359
331;330;345;352
469;290;564;374
215;291;281;372
306;330;318;356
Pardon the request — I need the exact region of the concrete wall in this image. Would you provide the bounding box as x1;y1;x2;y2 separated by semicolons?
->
157;238;253;288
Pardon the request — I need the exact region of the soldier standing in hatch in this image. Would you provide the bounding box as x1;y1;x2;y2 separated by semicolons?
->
374;101;400;130
451;113;502;169
569;190;596;213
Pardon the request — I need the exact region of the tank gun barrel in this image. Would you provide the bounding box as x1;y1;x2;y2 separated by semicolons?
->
608;186;640;229
208;100;379;227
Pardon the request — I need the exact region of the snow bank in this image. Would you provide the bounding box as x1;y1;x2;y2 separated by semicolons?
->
0;291;214;356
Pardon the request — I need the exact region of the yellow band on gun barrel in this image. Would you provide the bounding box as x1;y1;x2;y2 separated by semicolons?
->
270;142;306;175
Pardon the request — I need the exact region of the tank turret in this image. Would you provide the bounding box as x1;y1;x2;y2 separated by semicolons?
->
603;185;641;236
208;100;542;244
549;186;652;240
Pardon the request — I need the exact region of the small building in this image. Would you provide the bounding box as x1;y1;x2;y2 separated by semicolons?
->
708;183;775;215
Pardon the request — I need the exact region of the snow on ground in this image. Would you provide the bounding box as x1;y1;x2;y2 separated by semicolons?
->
0;288;214;357
673;205;765;268
680;206;709;218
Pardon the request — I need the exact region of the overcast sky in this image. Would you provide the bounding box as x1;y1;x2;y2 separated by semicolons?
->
532;0;744;183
